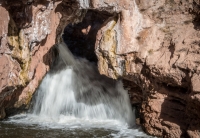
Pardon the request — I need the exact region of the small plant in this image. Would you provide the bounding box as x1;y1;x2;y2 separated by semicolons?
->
148;49;154;55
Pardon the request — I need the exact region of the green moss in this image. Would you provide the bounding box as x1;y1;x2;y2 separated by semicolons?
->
8;16;22;59
104;20;117;43
98;15;126;79
8;16;31;86
101;19;119;79
20;63;30;86
26;91;33;105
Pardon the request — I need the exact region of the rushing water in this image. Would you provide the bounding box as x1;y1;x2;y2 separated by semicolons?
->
0;42;151;138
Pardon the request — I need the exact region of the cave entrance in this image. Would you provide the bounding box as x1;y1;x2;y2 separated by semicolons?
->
61;9;143;124
0;7;149;138
62;10;112;62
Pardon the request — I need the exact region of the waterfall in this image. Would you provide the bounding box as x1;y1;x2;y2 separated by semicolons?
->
78;0;90;9
32;42;135;127
4;42;151;137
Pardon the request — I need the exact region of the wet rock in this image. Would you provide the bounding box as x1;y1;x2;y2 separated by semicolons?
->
93;0;200;137
0;0;69;118
1;0;200;137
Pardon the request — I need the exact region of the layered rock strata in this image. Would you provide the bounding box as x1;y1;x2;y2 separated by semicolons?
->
0;0;200;137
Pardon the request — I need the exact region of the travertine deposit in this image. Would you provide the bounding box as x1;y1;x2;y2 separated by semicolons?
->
0;0;200;137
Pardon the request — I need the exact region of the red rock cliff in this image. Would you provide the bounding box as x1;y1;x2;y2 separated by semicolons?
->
0;0;200;137
0;0;83;118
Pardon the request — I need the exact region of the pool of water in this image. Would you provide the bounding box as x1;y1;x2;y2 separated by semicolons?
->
0;122;117;138
0;114;150;138
0;43;153;138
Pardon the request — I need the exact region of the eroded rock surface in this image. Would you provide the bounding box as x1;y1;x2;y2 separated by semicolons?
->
0;0;59;117
0;0;84;118
93;0;200;137
1;0;200;137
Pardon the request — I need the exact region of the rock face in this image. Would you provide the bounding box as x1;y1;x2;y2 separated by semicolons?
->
0;0;60;118
93;0;200;137
1;0;200;137
0;0;84;118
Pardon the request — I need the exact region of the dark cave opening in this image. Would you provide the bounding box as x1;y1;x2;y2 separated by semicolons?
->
62;10;113;63
61;10;140;125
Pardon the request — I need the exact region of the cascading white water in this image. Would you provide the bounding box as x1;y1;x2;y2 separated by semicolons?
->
4;42;151;137
32;42;134;126
78;0;90;9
